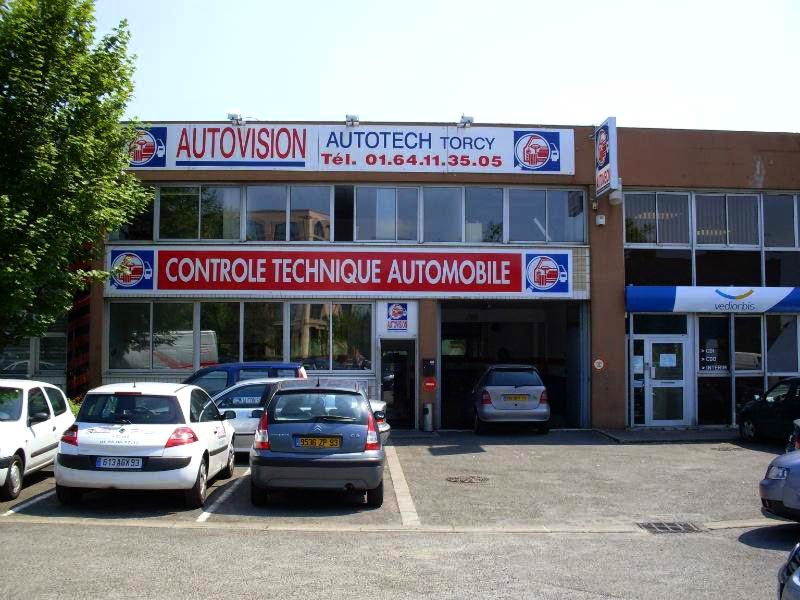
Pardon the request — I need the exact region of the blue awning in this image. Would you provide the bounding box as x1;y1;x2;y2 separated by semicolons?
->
625;286;800;313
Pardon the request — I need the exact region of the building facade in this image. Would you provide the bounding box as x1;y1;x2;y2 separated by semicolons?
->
6;120;798;431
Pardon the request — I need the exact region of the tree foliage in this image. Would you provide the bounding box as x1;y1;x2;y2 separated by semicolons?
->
0;0;150;348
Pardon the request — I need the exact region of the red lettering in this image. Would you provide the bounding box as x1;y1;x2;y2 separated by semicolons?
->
177;128;190;158
276;127;290;158
206;128;220;157
292;129;306;158
236;128;253;157
191;128;206;158
220;127;235;158
256;128;269;159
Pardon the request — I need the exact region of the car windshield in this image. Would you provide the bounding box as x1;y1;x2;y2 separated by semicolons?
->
78;394;185;425
0;387;23;421
216;384;271;409
270;392;368;424
485;369;543;387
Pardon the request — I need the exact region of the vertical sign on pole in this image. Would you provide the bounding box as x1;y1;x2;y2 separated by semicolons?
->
594;117;619;198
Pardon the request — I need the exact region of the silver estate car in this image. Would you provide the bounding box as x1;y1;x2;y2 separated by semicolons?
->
250;385;385;507
472;365;550;434
778;543;800;599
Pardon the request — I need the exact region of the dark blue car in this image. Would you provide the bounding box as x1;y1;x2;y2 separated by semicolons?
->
183;362;307;396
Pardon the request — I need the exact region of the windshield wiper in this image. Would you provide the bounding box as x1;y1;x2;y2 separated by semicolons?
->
316;415;356;422
112;417;132;425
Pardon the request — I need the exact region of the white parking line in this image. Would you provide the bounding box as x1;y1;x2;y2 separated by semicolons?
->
385;445;420;527
2;489;56;517
196;469;250;523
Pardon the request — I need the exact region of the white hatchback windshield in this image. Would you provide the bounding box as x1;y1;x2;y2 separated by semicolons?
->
0;387;22;421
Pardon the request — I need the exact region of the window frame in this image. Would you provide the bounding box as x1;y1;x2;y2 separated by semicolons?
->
353;186;420;243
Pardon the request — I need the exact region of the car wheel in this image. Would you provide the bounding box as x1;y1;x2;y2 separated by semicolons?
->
55;484;82;505
366;481;384;508
250;480;270;507
0;455;23;501
218;447;235;480
536;422;550;435
739;418;759;442
185;461;208;509
474;414;487;435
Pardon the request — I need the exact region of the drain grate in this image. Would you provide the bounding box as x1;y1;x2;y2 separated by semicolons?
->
711;444;743;452
637;521;704;534
446;475;488;484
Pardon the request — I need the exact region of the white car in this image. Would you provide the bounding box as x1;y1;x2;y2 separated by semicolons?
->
0;379;75;500
55;382;235;508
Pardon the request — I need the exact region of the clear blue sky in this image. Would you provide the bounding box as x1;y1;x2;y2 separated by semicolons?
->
95;0;800;131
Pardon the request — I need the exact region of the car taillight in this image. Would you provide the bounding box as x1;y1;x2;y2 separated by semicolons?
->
61;424;78;446
165;427;198;448
481;391;492;405
365;412;380;451
539;390;549;405
794;436;800;451
254;412;270;450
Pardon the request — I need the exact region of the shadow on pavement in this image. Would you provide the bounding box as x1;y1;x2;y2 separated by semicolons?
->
738;523;800;551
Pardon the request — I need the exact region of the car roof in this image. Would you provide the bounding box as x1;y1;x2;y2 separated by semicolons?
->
195;362;302;372
0;378;60;390
87;382;192;395
273;386;364;396
484;364;537;370
211;378;293;398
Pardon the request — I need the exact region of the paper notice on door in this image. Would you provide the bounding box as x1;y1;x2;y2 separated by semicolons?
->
632;356;644;374
659;354;677;368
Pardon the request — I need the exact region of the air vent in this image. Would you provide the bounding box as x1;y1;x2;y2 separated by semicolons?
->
637;521;705;534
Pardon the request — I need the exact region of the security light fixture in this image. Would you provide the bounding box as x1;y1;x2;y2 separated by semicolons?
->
458;115;474;128
608;182;623;206
345;114;360;127
227;112;245;126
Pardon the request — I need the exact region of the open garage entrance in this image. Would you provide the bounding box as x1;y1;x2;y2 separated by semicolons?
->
440;301;587;429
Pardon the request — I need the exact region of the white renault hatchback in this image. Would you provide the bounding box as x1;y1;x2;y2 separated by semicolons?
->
0;380;75;500
55;383;235;508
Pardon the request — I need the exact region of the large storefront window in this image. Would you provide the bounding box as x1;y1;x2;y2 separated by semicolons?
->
290;303;330;369
765;252;800;286
290;186;330;241
332;304;372;370
424;187;462;242
698;316;729;372
695;194;758;246
767;315;798;372
625;249;692;286
246;185;286;241
734;316;762;371
764;194;796;247
159;187;199;239
465;188;502;243
110;197;154;241
695;250;761;286
243;303;283;361
356;188;399;241
200;187;240;239
547;191;585;242
200;303;240;364
109;303;151;369
508;189;546;242
152;303;194;369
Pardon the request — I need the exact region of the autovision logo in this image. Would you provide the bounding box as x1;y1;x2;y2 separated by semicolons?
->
513;130;561;172
110;250;154;290
525;254;569;293
713;289;757;311
128;127;167;167
595;126;609;168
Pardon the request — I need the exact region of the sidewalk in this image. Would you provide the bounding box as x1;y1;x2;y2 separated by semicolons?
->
597;427;740;444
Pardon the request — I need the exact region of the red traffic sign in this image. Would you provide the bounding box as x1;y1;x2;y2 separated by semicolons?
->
423;377;437;392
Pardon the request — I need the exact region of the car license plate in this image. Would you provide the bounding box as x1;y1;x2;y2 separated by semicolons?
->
296;437;340;449
95;457;143;469
504;394;528;402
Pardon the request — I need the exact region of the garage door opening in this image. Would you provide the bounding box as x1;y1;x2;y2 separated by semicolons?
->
440;301;587;429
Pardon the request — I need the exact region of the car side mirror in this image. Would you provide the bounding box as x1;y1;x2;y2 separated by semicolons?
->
753;393;762;402
29;411;49;424
251;409;264;419
222;410;236;420
374;410;386;423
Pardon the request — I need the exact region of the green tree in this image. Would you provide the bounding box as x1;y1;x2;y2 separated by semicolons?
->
0;0;150;348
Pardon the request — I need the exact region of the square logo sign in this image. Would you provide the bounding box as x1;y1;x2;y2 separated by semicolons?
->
524;253;569;294
128;127;167;168
110;250;155;290
387;303;408;330
513;130;561;172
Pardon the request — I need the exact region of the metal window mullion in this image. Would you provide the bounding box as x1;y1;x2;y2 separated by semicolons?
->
395;187;400;242
153;187;161;241
328;302;334;370
461;187;466;243
193;302;201;371
239;301;244;362
418;187;424;242
285;186;291;242
196;188;202;240
655;194;661;244
503;187;510;243
240;186;247;242
329;186;335;242
149;302;154;370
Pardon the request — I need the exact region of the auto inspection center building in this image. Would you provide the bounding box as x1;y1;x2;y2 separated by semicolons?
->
6;119;800;432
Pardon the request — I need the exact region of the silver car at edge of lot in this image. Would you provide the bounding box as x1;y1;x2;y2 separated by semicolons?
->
471;364;550;434
212;378;292;453
249;384;385;508
760;448;800;522
778;543;800;599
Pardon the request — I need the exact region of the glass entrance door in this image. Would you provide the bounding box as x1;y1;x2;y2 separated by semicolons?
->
380;339;416;429
645;339;688;425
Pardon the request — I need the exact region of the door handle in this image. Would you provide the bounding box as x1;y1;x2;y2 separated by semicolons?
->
650;366;657;379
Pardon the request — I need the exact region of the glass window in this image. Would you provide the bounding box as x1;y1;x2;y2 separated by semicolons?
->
200;303;240;364
39;319;67;372
333;186;354;242
44;387;68;416
216;384;269;409
356;187;397;241
727;195;758;245
695;194;726;244
656;194;690;244
547;190;585;242
290;303;330;370
632;314;688;335
697;376;732;425
246;185;286;241
159;187;199;239
200;186;240;239
424;187;461;242
290;186;330;241
152;303;194;370
509;189;546;242
767;315;798;372
27;388;50;418
699;316;729;372
332;304;372;370
191;370;229;396
765;252;800;287
397;188;418;241
695;250;761;286
465;188;503;243
0;387;23;421
269;391;368;424
734;316;762;371
764;194;796;247
110;198;154;241
199;395;221;422
243;303;283;361
0;341;29;373
735;376;763;414
108;303;151;369
484;369;544;387
766;382;793;404
625;249;692;286
81;393;184;425
624;193;656;243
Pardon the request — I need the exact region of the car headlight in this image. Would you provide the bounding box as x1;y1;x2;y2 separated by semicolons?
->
767;466;790;480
